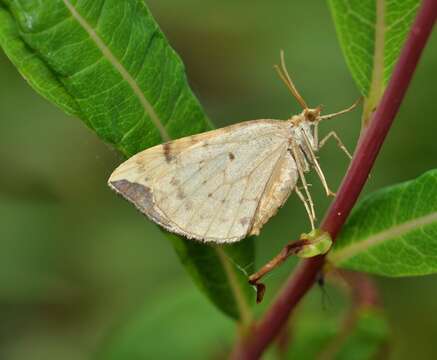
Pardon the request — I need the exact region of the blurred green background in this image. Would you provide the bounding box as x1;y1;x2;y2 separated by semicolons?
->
0;1;436;359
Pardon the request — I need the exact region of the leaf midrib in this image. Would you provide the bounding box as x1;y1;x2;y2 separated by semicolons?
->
361;0;385;127
330;212;437;264
62;0;170;142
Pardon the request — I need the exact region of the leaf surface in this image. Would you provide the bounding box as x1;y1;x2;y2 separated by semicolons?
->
328;0;420;124
328;0;419;96
330;170;437;276
0;0;254;320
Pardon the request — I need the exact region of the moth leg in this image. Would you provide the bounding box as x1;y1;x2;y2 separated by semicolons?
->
313;122;319;147
295;186;315;230
319;131;352;160
291;143;316;220
301;131;335;197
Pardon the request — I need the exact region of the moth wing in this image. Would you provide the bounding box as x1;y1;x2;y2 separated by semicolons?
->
109;120;292;243
250;152;299;236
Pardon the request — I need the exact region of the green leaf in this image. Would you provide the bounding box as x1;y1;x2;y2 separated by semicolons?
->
329;170;437;276
328;0;420;124
0;3;80;116
98;286;235;360
0;0;254;321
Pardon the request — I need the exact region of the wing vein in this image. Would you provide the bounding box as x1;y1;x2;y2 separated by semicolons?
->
226;143;287;237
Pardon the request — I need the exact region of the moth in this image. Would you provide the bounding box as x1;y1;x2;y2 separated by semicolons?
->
108;52;358;243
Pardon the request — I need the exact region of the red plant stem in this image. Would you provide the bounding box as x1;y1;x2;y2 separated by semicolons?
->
232;0;437;358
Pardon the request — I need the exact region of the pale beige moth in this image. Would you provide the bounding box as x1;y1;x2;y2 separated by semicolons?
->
108;52;358;243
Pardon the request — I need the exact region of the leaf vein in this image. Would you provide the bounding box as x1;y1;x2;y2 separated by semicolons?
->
61;0;170;141
330;212;437;264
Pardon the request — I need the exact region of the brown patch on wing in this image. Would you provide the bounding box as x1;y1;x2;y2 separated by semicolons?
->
109;180;166;225
228;152;235;161
163;142;173;163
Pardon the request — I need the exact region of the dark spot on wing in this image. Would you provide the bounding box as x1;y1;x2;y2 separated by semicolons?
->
170;177;180;186
228;152;235;160
163;142;173;163
177;188;185;199
208;193;213;198
185;200;193;210
240;217;251;226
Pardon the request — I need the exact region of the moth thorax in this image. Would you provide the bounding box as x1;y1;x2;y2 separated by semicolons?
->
289;114;304;126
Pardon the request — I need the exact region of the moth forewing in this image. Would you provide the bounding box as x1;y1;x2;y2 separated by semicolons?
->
108;120;297;243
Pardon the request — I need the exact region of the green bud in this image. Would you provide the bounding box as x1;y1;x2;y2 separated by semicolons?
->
296;229;332;258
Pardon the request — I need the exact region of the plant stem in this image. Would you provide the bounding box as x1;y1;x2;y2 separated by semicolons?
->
231;0;437;358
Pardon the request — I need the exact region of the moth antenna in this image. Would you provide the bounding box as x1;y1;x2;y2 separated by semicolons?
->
317;97;362;121
274;50;308;110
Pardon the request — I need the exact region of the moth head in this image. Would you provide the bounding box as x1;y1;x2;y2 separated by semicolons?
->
303;106;322;122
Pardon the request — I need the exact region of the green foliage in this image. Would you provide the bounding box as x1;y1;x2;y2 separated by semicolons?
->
330;170;437;276
0;0;254;321
328;0;419;96
383;0;421;85
98;286;235;360
0;0;210;154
